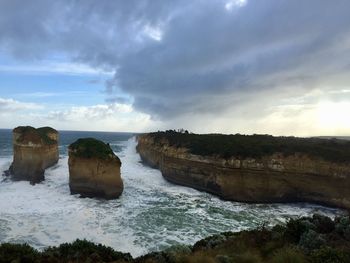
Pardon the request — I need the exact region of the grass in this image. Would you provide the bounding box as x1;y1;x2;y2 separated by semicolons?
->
1;214;349;262
69;137;117;160
143;130;350;163
13;126;57;145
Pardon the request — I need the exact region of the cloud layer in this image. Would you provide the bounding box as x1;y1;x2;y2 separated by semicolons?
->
0;97;155;132
1;0;350;134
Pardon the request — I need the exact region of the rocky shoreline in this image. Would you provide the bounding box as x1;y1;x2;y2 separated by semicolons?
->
137;132;350;209
1;214;349;262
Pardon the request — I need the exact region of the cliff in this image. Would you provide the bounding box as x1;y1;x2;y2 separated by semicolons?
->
68;138;123;199
137;132;350;209
9;126;59;184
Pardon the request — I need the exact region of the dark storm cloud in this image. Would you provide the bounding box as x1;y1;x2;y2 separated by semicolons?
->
116;0;350;117
1;0;350;119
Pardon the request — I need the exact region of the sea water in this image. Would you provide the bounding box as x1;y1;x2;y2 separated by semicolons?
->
0;129;343;256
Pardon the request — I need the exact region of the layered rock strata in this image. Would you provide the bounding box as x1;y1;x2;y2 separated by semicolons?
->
9;126;59;184
68;138;123;199
137;134;350;209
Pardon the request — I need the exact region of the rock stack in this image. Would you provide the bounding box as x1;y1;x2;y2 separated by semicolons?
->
9;126;59;184
68;138;123;199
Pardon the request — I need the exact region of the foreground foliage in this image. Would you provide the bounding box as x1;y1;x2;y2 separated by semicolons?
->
1;214;350;263
146;130;350;162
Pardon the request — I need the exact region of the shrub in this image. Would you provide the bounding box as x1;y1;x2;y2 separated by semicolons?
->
146;131;350;162
0;243;39;263
14;126;57;145
135;251;166;263
311;214;335;234
310;247;350;263
284;218;315;243
335;216;350;238
230;251;263;263
215;254;233;263
69;138;116;160
163;244;191;263
270;246;307;263
192;234;227;250
184;252;217;263
43;239;132;262
298;230;326;251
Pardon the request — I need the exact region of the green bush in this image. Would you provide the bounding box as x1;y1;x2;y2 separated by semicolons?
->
298;230;326;251
230;251;262;263
163;244;191;263
310;247;350;263
192;234;227;250
311;214;335;234
146;131;350;162
43;239;132;262
14;125;57;145
69;138;116;160
270;246;307;263
284;218;315;243
215;254;233;263
0;243;39;263
335;216;350;240
0;215;349;263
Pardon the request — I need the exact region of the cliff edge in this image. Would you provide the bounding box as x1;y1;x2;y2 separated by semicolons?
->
137;131;350;209
68;138;123;199
9;126;59;184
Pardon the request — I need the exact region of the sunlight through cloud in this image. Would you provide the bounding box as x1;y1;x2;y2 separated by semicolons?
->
225;0;247;11
143;24;163;41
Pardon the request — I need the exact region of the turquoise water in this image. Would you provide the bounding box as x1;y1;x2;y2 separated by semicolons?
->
0;129;344;256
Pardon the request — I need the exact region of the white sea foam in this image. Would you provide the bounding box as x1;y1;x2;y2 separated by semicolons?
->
0;138;344;256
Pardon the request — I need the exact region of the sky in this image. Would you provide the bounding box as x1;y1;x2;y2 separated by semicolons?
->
0;0;350;136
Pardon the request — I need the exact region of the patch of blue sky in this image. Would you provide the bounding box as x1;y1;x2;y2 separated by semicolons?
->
0;72;108;106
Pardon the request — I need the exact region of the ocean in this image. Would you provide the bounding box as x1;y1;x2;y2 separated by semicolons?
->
0;129;343;256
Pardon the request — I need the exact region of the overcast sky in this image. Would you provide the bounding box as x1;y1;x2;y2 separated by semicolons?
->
0;0;350;135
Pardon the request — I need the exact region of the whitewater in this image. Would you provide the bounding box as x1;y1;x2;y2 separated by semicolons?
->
0;136;343;257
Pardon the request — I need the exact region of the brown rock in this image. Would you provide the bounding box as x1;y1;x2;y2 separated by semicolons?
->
137;134;350;209
9;126;59;184
68;138;123;199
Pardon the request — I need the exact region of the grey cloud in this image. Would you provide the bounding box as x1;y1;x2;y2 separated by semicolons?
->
1;0;350;120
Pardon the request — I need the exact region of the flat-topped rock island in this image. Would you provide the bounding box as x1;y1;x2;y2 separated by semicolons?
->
68;138;123;199
137;131;350;209
8;126;59;184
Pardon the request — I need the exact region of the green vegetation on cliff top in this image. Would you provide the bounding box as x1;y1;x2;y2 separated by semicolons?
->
14;126;57;145
69;138;118;160
1;214;349;262
146;131;350;163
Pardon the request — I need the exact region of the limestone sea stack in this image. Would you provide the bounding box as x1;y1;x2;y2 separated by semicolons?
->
137;131;350;209
68;138;123;199
9;126;59;184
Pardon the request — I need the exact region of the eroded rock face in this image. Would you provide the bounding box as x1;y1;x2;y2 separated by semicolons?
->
137;134;350;209
68;138;123;199
9;126;59;184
